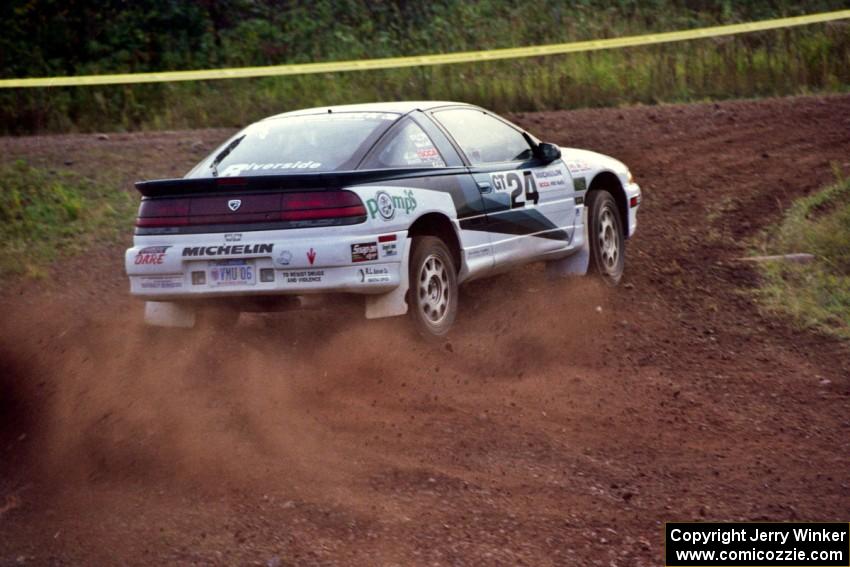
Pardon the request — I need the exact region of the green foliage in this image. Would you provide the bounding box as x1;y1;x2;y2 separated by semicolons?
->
754;175;850;339
1;0;849;132
0;160;135;279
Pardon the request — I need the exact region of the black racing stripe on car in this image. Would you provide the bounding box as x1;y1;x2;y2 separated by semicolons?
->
459;208;570;241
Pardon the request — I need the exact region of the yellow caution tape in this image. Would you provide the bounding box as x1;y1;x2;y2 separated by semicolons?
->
1;9;848;88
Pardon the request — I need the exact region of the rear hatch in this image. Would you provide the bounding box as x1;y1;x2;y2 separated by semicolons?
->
134;175;368;235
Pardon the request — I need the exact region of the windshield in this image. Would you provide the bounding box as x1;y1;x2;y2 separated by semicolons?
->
189;112;400;178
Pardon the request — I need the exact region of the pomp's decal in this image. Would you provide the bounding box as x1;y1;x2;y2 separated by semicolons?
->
366;189;417;221
182;243;273;257
370;191;395;220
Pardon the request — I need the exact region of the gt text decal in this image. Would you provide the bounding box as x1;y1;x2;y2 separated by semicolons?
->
490;171;539;208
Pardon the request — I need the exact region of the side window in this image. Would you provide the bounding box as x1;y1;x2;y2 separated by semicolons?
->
362;120;446;169
433;109;533;165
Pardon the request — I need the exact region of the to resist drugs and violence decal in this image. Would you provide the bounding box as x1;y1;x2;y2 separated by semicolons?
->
282;269;325;284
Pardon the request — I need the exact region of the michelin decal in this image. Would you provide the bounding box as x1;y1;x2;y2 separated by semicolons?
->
183;243;274;257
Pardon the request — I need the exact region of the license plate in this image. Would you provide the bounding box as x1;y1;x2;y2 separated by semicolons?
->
209;260;256;286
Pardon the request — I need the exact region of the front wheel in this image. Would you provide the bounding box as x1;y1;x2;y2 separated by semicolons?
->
587;190;625;285
408;236;458;338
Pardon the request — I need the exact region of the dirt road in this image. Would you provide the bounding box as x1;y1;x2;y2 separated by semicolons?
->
1;95;849;566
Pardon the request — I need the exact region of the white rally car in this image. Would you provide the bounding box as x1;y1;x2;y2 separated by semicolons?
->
126;102;640;337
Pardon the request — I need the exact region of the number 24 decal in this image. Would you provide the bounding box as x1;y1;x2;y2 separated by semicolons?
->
491;171;539;208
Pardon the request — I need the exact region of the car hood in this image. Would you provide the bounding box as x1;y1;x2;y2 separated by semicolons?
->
560;147;630;176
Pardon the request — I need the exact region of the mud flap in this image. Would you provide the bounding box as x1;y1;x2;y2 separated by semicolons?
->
365;238;411;319
144;301;196;328
546;208;590;278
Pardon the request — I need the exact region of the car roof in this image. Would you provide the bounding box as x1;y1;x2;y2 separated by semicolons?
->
264;101;476;120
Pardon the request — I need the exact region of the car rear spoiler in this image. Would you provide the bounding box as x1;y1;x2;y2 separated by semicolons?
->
135;167;465;197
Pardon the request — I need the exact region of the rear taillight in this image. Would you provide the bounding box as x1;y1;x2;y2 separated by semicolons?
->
136;198;191;227
280;191;366;221
135;191;366;228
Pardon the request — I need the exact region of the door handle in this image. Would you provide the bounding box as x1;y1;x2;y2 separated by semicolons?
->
477;181;492;193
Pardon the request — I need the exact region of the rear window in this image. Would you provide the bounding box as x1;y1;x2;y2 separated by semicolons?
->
190;112;399;178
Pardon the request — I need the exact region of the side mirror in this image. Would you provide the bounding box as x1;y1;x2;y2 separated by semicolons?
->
536;142;562;163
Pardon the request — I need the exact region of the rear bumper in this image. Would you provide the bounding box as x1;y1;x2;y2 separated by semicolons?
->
125;231;406;300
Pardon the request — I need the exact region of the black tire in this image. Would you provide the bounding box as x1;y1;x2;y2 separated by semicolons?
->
587;190;625;285
408;236;458;338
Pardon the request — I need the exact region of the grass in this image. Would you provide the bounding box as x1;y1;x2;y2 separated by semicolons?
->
753;174;850;339
0;160;136;281
3;18;850;133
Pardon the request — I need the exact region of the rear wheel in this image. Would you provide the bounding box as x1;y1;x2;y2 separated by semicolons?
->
587;190;625;285
408;236;458;338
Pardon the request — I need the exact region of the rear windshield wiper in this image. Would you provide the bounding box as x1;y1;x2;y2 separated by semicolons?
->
209;135;246;177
